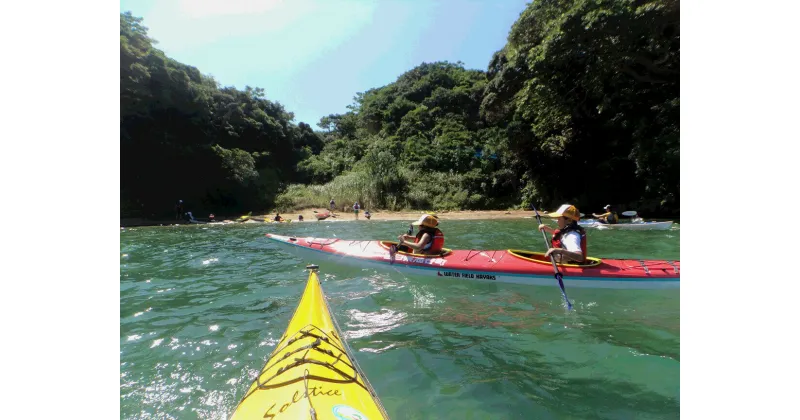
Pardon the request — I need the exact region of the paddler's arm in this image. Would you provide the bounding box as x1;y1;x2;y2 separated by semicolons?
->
546;232;583;261
538;224;555;234
399;233;430;252
545;247;583;262
592;212;610;218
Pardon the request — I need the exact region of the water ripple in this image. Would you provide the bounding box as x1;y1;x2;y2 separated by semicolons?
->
121;220;679;419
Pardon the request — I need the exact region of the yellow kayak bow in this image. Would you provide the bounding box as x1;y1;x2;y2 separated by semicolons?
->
230;264;390;420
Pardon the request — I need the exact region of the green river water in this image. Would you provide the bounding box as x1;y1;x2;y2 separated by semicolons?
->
120;218;680;419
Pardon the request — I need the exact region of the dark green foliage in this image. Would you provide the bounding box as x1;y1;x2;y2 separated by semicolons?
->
120;12;311;217
123;0;679;217
480;0;680;213
286;0;678;215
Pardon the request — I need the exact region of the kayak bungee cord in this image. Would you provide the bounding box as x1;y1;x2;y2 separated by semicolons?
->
531;204;574;311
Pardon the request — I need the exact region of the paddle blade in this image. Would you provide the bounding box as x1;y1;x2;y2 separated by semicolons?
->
389;244;398;265
555;272;573;311
622;211;637;217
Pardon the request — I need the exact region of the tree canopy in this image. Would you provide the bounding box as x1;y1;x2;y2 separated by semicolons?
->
120;12;320;218
121;0;679;218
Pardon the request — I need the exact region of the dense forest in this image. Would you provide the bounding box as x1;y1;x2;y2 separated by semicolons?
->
121;0;679;219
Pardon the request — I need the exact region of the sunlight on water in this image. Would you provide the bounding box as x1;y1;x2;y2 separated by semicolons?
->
345;308;408;340
121;219;679;419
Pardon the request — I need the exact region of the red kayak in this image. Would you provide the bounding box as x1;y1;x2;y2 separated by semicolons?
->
265;234;679;289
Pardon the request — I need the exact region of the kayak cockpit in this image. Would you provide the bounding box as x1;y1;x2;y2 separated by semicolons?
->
507;249;603;267
379;241;453;257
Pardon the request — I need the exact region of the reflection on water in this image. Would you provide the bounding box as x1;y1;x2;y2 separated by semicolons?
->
121;220;679;419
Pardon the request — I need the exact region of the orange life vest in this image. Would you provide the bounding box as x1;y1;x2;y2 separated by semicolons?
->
415;228;445;254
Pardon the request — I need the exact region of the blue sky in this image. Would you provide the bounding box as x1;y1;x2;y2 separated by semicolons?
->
119;0;530;127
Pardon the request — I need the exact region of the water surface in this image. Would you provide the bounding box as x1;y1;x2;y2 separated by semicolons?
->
120;219;680;419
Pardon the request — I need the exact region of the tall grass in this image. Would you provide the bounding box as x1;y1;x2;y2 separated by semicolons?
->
275;168;505;212
274;171;373;212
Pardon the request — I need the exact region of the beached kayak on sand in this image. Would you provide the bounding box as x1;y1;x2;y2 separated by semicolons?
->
229;264;389;420
265;234;679;289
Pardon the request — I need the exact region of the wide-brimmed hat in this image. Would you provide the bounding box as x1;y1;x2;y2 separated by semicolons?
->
546;204;580;221
411;214;439;228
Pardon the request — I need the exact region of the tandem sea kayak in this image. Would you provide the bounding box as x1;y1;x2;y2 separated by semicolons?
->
230;265;389;420
265;234;679;289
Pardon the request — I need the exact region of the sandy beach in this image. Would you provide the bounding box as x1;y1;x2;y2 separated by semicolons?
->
120;209;542;227
269;208;535;222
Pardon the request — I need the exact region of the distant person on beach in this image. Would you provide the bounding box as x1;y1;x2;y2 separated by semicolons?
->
175;200;184;220
364;210;371;220
592;204;618;224
397;214;445;255
298;215;304;222
353;201;360;219
330;199;336;211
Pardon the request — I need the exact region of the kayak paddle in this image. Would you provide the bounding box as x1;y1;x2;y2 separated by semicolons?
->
389;243;398;264
389;225;414;264
531;204;574;311
622;211;637;217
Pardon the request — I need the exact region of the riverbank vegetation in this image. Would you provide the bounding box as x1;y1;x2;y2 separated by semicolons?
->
121;0;679;219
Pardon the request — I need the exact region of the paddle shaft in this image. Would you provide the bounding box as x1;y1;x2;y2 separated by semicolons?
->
531;204;574;311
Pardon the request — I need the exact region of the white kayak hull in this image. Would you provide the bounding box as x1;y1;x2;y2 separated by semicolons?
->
579;220;674;230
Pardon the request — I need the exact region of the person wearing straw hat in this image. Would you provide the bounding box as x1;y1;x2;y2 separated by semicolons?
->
592;204;618;224
538;204;587;264
397;214;445;254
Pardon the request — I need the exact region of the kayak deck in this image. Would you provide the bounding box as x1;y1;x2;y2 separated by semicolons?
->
230;265;389;419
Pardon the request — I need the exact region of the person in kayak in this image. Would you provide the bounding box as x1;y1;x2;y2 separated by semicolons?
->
397;214;445;254
273;213;284;222
592;204;618;224
538;204;587;264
